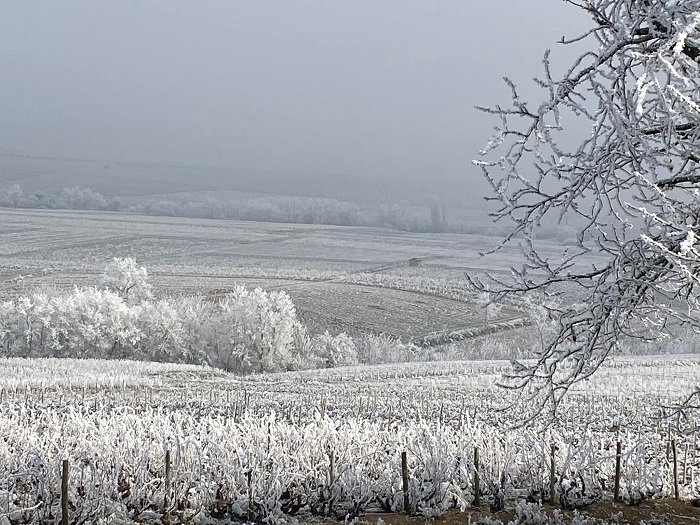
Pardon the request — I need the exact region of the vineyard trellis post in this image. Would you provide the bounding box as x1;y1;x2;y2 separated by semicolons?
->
473;447;480;507
614;441;622;502
61;459;68;525
247;469;254;522
328;449;336;517
671;439;680;500
401;451;410;514
683;442;689;485
164;449;172;525
549;444;556;504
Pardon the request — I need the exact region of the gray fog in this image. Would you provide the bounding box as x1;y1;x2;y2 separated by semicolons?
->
0;1;589;205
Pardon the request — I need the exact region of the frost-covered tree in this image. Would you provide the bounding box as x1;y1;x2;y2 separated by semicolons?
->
473;1;700;413
101;257;153;304
214;286;301;373
58;186;108;210
2;184;25;208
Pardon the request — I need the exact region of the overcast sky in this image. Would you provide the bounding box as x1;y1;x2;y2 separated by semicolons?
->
0;1;590;197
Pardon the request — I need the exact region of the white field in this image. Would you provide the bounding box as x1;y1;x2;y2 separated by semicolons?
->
0;208;597;340
0;357;698;523
1;209;698;523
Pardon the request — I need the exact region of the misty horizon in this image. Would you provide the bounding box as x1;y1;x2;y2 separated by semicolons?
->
1;1;590;207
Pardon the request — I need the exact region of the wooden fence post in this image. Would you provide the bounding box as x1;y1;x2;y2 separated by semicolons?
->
328;450;336;517
401;451;410;514
613;441;622;502
671;439;680;500
247;470;254;522
61;459;69;525
549;444;556;504
473;447;480;507
164;450;171;525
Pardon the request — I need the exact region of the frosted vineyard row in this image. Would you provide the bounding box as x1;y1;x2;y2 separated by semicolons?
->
342;272;479;303
0;358;221;392
0;357;698;523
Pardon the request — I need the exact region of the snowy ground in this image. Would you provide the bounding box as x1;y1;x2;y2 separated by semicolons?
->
0;208;584;340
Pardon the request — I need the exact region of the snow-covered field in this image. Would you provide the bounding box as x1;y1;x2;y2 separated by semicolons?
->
0;208;571;340
0;357;697;524
2;210;697;524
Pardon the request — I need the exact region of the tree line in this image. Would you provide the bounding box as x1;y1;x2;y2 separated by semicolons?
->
0;184;470;234
0;258;425;372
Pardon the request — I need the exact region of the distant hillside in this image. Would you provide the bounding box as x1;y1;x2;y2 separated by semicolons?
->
0;153;471;206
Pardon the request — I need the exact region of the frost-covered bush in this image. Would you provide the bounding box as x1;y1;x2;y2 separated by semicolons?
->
49;287;139;359
58;186;108;210
0;288;138;359
356;333;421;364
311;331;358;368
207;286;302;374
134;299;186;361
177;296;217;362
289;322;318;370
0;261;310;372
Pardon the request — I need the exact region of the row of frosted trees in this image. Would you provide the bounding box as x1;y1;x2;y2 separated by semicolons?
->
0;258;368;373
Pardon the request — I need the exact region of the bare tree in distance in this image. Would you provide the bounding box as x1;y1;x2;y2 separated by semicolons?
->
472;0;700;418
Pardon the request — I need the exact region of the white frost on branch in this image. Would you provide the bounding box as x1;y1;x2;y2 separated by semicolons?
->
473;0;700;417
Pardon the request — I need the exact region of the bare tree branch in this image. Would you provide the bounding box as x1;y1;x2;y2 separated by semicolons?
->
474;0;700;419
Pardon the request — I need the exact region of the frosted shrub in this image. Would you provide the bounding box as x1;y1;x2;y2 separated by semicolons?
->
356;333;420;364
212;286;301;373
0;300;17;354
134;299;186;361
0;288;139;359
58;186;108;210
311;331;358;368
289;323;319;370
49;287;139;359
176;296;217;363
